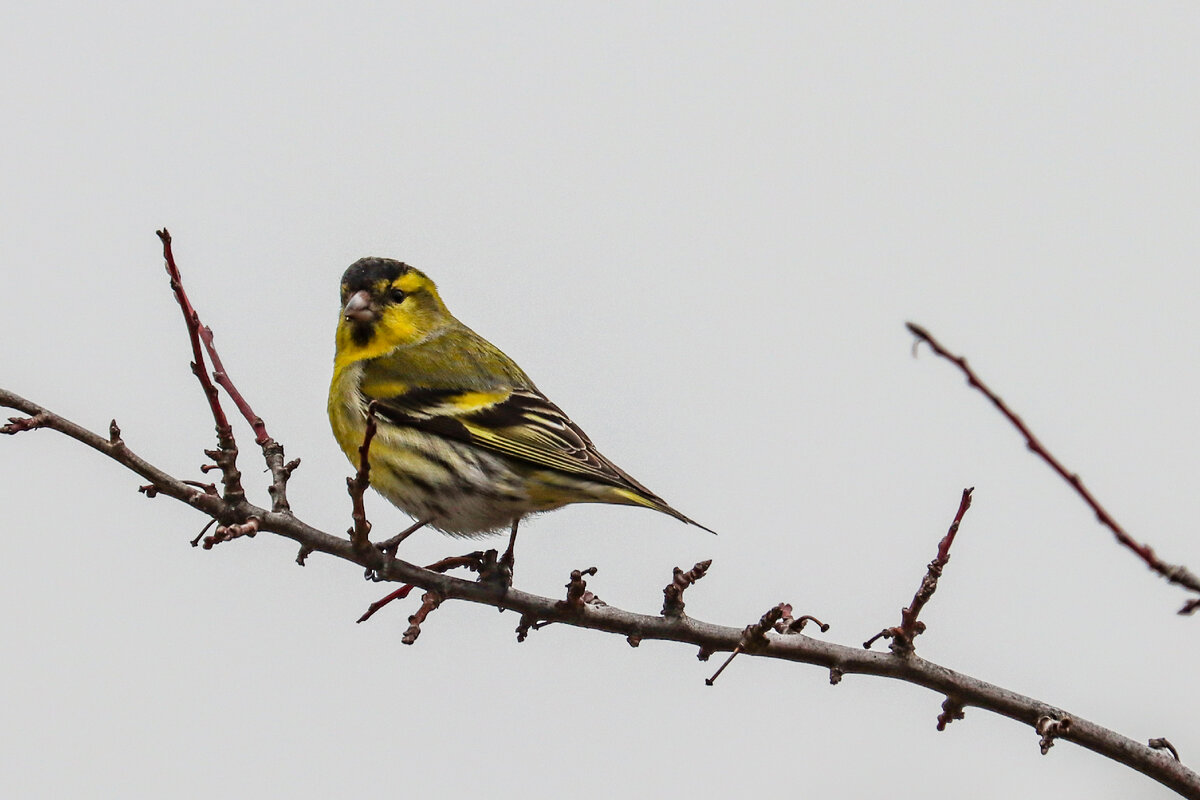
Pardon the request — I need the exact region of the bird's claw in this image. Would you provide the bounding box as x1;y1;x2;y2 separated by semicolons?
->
478;548;513;588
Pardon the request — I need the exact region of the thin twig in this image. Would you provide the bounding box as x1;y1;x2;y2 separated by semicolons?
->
346;404;378;556
204;516;260;549
6;391;1196;797
157;231;296;513
191;519;217;548
706;604;788;686
198;325;269;446
6;293;1200;797
865;487;974;655
156;229;246;503
197;325;296;514
907;323;1200;613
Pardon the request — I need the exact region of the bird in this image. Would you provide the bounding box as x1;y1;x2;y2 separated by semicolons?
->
327;256;712;559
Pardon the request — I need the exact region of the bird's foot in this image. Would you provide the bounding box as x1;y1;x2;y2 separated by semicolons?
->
479;548;514;589
357;550;492;622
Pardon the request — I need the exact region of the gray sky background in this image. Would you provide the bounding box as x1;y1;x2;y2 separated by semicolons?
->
3;4;1199;798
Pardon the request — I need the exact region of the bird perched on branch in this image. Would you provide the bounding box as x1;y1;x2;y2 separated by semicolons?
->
328;257;712;557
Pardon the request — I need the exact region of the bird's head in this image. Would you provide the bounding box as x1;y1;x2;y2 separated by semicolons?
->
336;257;454;360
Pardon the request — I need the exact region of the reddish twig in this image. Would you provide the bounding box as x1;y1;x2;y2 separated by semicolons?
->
203;516;260;549
191;519;217;548
401;591;443;645
865;487;974;655
198;324;297;513
197;325;269;446
157;229;246;504
2;413;49;434
156;231;233;445
907;323;1200;613
662;559;712;618
358;585;415;624
346;404;378;555
157;230;297;513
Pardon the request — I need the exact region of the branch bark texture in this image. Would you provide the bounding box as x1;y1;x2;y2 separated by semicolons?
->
2;385;1197;799
2;240;1196;798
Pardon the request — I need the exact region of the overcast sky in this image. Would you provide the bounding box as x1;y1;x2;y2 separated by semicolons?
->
3;4;1199;798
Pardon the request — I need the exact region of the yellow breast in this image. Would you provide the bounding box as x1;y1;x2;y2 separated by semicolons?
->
328;360;369;465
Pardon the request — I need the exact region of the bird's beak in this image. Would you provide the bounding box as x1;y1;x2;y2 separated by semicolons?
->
343;290;376;323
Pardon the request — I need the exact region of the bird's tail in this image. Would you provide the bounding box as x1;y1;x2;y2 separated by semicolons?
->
612;488;716;535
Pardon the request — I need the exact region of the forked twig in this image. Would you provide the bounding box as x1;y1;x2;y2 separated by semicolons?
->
5;383;1200;798
157;229;295;513
4;239;1200;798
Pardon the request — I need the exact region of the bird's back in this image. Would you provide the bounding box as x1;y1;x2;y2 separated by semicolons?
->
360;322;536;397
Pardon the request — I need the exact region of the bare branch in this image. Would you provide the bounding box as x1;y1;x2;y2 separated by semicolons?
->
157;230;296;513
346;402;379;561
907;323;1200;612
197;323;296;513
0;388;225;521
5;391;1196;796
866;487;974;655
156;229;245;504
198;324;269;446
6;256;1200;798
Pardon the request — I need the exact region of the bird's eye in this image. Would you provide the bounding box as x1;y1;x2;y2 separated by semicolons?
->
388;288;407;303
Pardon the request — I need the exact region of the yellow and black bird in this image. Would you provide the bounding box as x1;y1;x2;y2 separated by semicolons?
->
328;257;711;552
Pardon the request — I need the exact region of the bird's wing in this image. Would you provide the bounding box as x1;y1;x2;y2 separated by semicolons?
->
372;386;658;493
